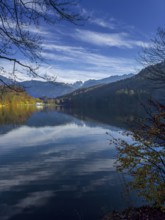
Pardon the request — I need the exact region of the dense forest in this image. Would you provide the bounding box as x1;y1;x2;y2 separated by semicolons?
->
57;62;165;111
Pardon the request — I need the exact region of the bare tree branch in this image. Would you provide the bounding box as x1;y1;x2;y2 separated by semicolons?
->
139;28;165;84
0;0;83;85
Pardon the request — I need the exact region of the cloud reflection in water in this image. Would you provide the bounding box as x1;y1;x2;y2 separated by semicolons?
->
0;113;133;220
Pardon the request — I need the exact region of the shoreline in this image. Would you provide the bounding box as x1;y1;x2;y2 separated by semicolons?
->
103;206;165;220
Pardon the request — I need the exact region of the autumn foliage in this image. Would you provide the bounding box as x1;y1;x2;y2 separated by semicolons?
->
116;101;165;207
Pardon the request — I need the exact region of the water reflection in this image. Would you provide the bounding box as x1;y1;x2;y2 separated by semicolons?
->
0;109;142;220
0;105;37;125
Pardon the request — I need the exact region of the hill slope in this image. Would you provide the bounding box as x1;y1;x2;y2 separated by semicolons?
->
20;74;134;98
82;73;133;88
58;63;165;108
0;74;134;98
21;80;76;98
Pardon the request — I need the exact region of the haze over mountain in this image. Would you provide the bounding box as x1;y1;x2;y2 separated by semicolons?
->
0;73;133;98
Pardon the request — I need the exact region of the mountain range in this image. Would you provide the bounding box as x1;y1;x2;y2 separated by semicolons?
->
0;73;133;98
58;62;165;108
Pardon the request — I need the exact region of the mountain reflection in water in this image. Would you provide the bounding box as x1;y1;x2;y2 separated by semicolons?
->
0;108;144;220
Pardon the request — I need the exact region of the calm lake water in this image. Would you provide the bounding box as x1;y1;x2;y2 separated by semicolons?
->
0;109;144;220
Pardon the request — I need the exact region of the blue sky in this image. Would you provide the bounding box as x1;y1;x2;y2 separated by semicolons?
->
2;0;165;83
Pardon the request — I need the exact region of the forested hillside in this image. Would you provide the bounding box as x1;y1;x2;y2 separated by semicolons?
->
0;86;40;107
58;62;165;109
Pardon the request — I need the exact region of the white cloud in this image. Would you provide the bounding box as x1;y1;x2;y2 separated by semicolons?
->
75;29;150;49
42;43;85;53
40;41;140;82
36;61;138;83
42;42;137;67
0;12;146;83
0;17;48;36
89;18;115;29
81;7;116;30
0;39;141;83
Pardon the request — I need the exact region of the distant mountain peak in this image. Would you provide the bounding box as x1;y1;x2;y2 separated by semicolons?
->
0;73;134;98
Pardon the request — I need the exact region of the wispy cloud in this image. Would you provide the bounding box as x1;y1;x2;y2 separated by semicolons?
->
0;17;49;36
89;18;115;29
0;5;148;83
75;29;150;49
81;7;115;30
41;41;140;82
0;33;141;83
42;41;134;66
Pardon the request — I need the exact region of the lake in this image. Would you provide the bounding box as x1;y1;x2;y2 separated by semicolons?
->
0;108;144;220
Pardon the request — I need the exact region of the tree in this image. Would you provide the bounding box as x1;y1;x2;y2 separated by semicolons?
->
115;100;165;207
0;0;82;82
115;28;165;207
140;28;165;84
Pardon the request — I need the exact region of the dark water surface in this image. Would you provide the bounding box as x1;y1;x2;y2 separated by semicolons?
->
0;109;143;220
